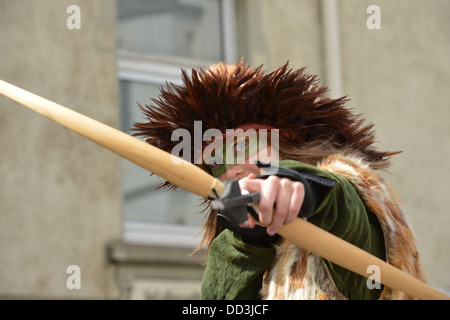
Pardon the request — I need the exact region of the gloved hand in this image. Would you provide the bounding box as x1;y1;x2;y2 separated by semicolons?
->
213;165;336;248
256;165;337;219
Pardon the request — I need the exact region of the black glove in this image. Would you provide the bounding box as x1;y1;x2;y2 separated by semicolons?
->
256;163;336;219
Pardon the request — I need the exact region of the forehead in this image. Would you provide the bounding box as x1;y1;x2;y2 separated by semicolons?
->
205;128;268;149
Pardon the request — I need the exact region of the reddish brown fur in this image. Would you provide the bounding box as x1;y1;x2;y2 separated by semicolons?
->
133;61;397;188
290;249;309;290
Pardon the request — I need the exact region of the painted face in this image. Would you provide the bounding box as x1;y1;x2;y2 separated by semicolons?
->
203;129;278;180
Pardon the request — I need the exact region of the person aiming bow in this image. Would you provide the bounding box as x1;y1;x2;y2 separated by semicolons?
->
133;61;426;300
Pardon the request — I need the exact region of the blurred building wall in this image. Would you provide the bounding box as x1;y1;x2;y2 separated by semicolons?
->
0;0;121;298
339;0;450;290
237;0;450;291
1;0;448;300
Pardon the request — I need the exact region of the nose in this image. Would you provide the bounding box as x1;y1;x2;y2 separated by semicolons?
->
220;165;244;181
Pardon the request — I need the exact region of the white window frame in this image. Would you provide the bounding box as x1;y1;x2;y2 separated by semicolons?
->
117;0;237;248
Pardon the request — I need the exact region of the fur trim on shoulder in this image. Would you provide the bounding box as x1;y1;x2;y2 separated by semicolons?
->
317;153;426;299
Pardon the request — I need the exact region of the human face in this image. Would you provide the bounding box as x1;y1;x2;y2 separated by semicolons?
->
203;129;278;181
218;147;272;181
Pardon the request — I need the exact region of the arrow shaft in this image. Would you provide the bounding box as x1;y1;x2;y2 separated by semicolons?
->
278;218;447;300
0;79;216;197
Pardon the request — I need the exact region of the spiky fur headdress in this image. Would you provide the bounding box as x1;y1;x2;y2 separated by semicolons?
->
133;61;396;181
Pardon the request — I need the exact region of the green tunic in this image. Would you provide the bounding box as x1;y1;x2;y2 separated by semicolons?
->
201;160;386;300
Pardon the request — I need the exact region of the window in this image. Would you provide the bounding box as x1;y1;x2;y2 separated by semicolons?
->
117;0;237;247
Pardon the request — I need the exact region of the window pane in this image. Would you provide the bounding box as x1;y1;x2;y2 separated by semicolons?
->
120;80;205;226
117;0;222;61
115;0;232;236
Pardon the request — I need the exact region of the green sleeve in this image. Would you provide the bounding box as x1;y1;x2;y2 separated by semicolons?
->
200;229;276;300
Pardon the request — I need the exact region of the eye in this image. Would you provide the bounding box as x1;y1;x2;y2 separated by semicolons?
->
233;139;247;155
